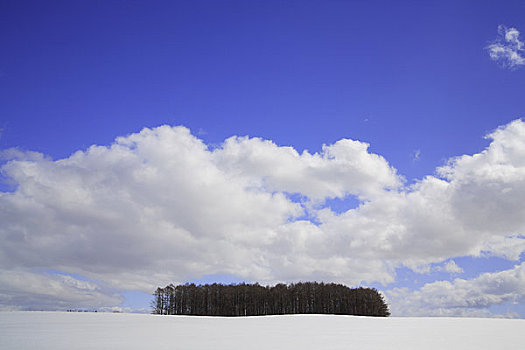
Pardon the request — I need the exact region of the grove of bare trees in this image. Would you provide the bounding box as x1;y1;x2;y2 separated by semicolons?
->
152;282;390;317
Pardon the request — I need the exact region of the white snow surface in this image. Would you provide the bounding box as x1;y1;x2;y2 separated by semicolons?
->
1;312;524;349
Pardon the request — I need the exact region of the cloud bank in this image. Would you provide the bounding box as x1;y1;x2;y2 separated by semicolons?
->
487;25;525;69
0;269;121;311
388;262;525;317
1;120;525;315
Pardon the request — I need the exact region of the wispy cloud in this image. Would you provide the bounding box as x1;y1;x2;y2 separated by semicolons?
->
487;25;525;69
411;149;421;162
0;122;6;141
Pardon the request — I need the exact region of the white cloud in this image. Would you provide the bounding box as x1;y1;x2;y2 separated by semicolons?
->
214;136;401;201
1;120;525;312
487;25;525;69
387;262;525;317
437;260;464;274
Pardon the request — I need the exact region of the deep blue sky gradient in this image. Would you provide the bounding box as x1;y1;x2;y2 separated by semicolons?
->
2;0;524;182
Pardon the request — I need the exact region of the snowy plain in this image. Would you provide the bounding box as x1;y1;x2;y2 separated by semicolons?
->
1;311;524;350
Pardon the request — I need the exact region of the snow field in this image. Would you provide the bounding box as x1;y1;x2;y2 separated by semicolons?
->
1;312;524;350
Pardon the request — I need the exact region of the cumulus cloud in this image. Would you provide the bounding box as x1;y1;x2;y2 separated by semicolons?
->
387;262;525;317
437;260;464;274
487;25;525;69
1;119;525;312
214;136;401;201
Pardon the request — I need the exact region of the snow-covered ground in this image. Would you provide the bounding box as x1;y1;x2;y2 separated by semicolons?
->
1;312;524;349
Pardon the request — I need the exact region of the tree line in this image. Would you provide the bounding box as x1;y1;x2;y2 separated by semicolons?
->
152;282;390;317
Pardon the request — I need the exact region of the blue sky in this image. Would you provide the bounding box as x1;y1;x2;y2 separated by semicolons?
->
1;0;525;317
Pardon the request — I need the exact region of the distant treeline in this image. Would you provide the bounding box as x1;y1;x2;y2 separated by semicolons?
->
152;282;390;317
